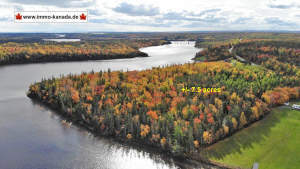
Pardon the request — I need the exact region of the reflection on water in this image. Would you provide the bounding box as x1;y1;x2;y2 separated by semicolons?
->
0;42;219;169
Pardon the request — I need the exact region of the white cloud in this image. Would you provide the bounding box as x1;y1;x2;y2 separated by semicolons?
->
6;0;95;8
0;0;299;32
113;2;160;16
267;0;300;9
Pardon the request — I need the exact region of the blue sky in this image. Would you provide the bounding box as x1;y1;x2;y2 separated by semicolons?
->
0;0;299;32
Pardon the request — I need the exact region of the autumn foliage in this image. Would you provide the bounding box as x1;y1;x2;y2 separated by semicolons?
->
0;40;168;65
28;56;300;155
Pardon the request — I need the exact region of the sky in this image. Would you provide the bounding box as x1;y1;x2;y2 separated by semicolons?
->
0;0;299;32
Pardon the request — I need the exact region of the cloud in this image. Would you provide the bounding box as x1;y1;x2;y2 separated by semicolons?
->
0;17;11;22
88;9;104;16
91;9;224;29
160;9;222;22
113;2;160;16
265;17;295;26
182;16;226;29
89;17;174;28
266;0;298;9
232;17;253;24
88;18;107;23
0;3;23;10
6;0;94;8
201;15;225;23
268;4;294;9
162;12;188;20
1;0;300;31
191;9;221;16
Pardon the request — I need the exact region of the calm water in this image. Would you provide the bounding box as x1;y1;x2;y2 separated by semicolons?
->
0;42;218;169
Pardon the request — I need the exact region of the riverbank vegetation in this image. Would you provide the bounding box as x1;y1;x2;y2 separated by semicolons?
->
0;40;168;65
27;58;300;156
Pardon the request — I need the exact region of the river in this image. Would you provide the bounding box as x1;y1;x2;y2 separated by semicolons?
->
0;41;218;169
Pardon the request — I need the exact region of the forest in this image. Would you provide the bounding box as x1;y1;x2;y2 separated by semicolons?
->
194;43;234;61
194;32;300;48
233;40;300;65
27;49;300;157
194;39;300;67
0;39;168;65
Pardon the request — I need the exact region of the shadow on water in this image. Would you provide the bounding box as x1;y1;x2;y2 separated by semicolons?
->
201;109;283;161
30;99;222;169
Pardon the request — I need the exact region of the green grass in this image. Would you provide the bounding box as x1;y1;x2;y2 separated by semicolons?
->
201;102;300;169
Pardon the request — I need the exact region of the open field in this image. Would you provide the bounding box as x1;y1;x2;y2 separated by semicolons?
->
201;101;300;169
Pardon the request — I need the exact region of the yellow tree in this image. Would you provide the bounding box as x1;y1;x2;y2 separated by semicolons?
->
232;117;238;130
239;112;247;128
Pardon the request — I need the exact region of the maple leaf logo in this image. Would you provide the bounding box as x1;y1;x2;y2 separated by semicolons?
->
16;13;22;20
80;13;86;20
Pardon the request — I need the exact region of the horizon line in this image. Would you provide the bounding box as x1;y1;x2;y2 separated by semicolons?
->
0;30;300;34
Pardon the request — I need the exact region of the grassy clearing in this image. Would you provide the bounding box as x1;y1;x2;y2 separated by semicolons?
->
201;101;300;169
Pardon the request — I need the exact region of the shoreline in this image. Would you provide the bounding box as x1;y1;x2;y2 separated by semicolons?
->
0;40;172;67
28;90;298;169
0;51;148;66
28;96;225;169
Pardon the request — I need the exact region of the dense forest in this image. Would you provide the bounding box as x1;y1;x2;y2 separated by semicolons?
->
233;40;300;65
28;55;300;156
194;32;300;48
0;40;168;65
194;43;233;61
194;39;300;67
